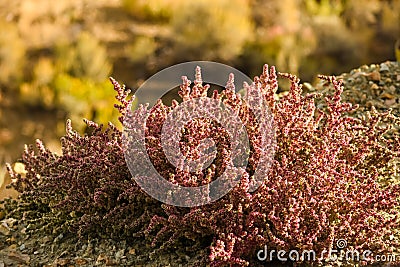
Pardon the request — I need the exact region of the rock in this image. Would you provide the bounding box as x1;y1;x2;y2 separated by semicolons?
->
53;233;64;243
13;163;27;176
105;258;117;266
385;98;396;106
0;249;30;266
128;248;136;255
42;236;51;244
7;244;17;251
370;83;379;90
115;248;125;260
7;250;30;264
380;92;395;99
366;70;381;81
0;224;10;236
96;253;107;265
3;218;16;227
54;258;70;266
380;63;390;72
75;258;88;265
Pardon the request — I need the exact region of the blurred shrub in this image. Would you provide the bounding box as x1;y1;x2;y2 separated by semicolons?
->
305;0;343;17
380;0;400;33
55;32;112;82
341;0;380;30
19;32;121;132
53;74;121;128
126;36;158;64
2;0;399;132
0;20;26;87
304;14;360;79
122;0;176;22
169;0;253;62
19;58;56;108
242;0;317;83
16;0;88;48
304;0;400;71
341;0;400;62
242;0;399;83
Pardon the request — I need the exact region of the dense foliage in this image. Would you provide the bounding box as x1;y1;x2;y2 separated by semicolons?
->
3;66;400;266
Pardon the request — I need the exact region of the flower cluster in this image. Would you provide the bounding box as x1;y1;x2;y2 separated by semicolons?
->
141;66;400;265
3;65;400;266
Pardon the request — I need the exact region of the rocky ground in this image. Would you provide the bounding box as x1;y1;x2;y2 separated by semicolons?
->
0;61;399;266
0;216;207;266
306;61;400;118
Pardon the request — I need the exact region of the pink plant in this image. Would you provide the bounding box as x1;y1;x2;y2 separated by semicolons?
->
143;66;400;266
4;65;399;266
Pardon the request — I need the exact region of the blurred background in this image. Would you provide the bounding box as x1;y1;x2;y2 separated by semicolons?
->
0;0;399;197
